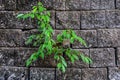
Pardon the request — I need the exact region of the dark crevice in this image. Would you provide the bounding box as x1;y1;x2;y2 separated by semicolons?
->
115;0;117;9
107;67;109;80
28;68;30;80
54;68;56;80
114;47;118;66
21;29;33;31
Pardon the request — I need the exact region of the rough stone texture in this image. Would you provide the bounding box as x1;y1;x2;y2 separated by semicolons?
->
30;68;55;80
0;48;14;66
5;0;16;10
0;66;28;80
72;30;97;48
97;29;120;47
0;0;120;80
56;68;81;80
90;48;115;67
106;10;120;28
67;49;89;68
81;11;106;29
116;0;120;9
56;11;80;29
16;0;38;11
82;68;107;80
0;29;23;47
109;67;120;80
0;11;34;29
117;48;120;66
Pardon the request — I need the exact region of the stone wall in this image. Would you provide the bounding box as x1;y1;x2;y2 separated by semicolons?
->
0;0;120;80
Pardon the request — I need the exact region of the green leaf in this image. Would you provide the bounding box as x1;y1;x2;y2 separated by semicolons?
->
62;64;66;73
26;59;32;67
57;63;62;70
72;54;79;60
16;14;24;18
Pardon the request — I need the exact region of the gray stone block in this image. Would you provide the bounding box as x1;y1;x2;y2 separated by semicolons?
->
5;0;16;10
0;66;28;80
116;0;120;9
0;48;14;66
100;0;114;9
90;48;115;67
67;49;89;68
56;68;81;80
106;10;120;28
0;0;5;10
17;0;38;10
97;29;120;47
81;11;106;29
109;67;120;80
0;29;23;47
117;48;120;66
72;30;97;48
65;0;81;10
53;0;65;10
82;68;107;80
30;68;55;80
80;0;91;10
56;11;80;29
0;11;34;29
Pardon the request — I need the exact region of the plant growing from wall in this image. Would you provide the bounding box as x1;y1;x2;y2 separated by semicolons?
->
17;2;92;73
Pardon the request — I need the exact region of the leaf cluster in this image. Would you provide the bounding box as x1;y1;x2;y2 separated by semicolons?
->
17;2;92;73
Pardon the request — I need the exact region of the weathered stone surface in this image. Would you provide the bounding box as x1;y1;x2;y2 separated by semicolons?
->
30;68;55;80
0;0;5;10
16;0;38;10
53;0;65;10
100;0;114;9
81;11;106;29
5;0;16;10
90;48;115;67
106;10;120;28
72;30;97;48
117;48;120;66
116;0;120;9
56;68;81;80
0;29;23;47
97;29;120;47
14;48;35;66
65;0;81;10
82;68;107;80
0;11;34;29
56;11;80;29
109;67;120;80
0;66;28;80
0;48;14;66
67;49;89;68
80;0;91;10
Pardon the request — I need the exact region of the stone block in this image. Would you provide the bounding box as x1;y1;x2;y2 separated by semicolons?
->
81;11;106;29
53;0;65;10
65;0;81;10
100;0;114;9
67;49;89;68
0;11;34;29
0;66;28;80
5;0;16;10
97;29;120;47
56;68;81;80
16;0;38;10
80;0;91;10
56;11;80;29
116;0;120;9
30;68;55;80
109;67;120;80
82;68;107;80
90;48;115;67
0;48;14;66
0;29;23;47
117;48;120;66
72;30;97;48
106;10;120;28
0;0;5;10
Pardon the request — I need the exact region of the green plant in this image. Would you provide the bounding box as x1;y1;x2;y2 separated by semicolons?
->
17;2;92;73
